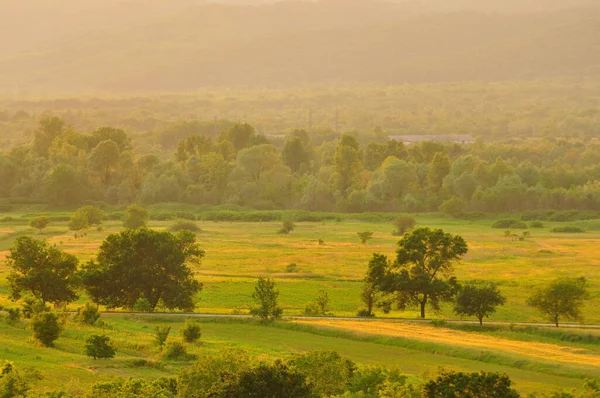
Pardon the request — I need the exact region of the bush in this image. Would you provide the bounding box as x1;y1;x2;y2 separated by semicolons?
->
170;220;201;233
491;219;528;229
32;312;63;347
529;220;544;228
356;309;374;317
132;297;153;312
29;216;50;232
422;371;519;397
285;263;299;273
74;303;101;325
551;226;585;233
357;231;374;244
392;215;416;236
163;342;196;361
7;308;21;322
278;220;295;234
85;335;116;359
181;321;202;343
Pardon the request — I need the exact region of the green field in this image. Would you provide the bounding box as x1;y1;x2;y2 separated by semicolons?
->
1;213;598;322
1;211;599;396
1;315;598;396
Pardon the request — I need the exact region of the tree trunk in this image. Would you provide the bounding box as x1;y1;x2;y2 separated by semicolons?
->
555;317;559;327
479;316;483;326
420;302;426;318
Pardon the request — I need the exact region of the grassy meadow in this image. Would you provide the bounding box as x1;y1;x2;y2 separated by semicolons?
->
1;209;599;395
0;211;598;322
1;315;598;396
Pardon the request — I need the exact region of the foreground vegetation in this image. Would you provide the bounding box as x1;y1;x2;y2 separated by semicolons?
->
1;314;599;397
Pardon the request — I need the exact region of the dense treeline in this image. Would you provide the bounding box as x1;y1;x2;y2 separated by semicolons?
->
2;112;600;214
0;112;600;215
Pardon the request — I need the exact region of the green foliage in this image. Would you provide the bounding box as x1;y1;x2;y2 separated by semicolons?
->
21;297;50;319
6;308;21;322
552;226;585;233
439;197;466;218
163;342;196;361
6;237;79;305
29;216;50;232
68;212;89;231
74;303;101;326
370;228;468;318
181;320;202;343
0;362;30;398
177;348;251;398
69;206;105;231
357;231;374;244
31;312;63;347
82;229;204;311
85;335;116;360
530;220;545;228
169;219;201;233
123;205;149;230
392;215;416;236
85;377;177;398
155;326;171;351
218;360;312;398
454;282;506;325
315;289;329;315
132;297;153;313
278;220;295;234
289;351;356;397
422;371;520;397
250;277;283;321
527;277;590;327
492;219;528;229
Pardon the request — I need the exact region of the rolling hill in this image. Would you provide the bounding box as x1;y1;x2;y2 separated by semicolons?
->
0;0;599;94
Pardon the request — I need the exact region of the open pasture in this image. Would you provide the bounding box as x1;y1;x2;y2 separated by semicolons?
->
0;212;599;322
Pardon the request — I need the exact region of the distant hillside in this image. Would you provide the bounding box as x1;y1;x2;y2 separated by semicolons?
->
0;0;599;94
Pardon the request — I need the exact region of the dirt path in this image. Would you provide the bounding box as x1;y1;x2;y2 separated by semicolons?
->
294;319;600;367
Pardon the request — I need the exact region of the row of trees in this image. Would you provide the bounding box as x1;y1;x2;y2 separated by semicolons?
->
358;227;590;326
6;228;204;312
2;117;600;213
6;225;590;327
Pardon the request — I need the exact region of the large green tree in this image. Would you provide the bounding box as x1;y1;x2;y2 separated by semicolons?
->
369;228;467;318
82;229;204;311
250;277;283;321
527;277;589;327
454;282;506;325
6;237;79;305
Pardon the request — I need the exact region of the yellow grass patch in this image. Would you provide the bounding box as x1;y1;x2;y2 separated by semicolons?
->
295;319;600;367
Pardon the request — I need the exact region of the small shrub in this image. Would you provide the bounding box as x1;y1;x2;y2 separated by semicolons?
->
530;220;544;228
392;215;416;236
491;219;528;229
170;220;201;233
74;303;101;326
85;335;116;359
133;297;153;312
285;263;299;273
304;301;320;316
155;326;171;351
29;216;50;233
181;321;201;343
7;308;21;322
318;239;325;245
32;312;62;347
277;220;295;234
357;231;374;244
551;226;585;233
163;342;196;361
356;309;374;317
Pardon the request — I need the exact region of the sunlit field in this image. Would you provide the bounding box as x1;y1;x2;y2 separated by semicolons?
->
0;211;599;323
